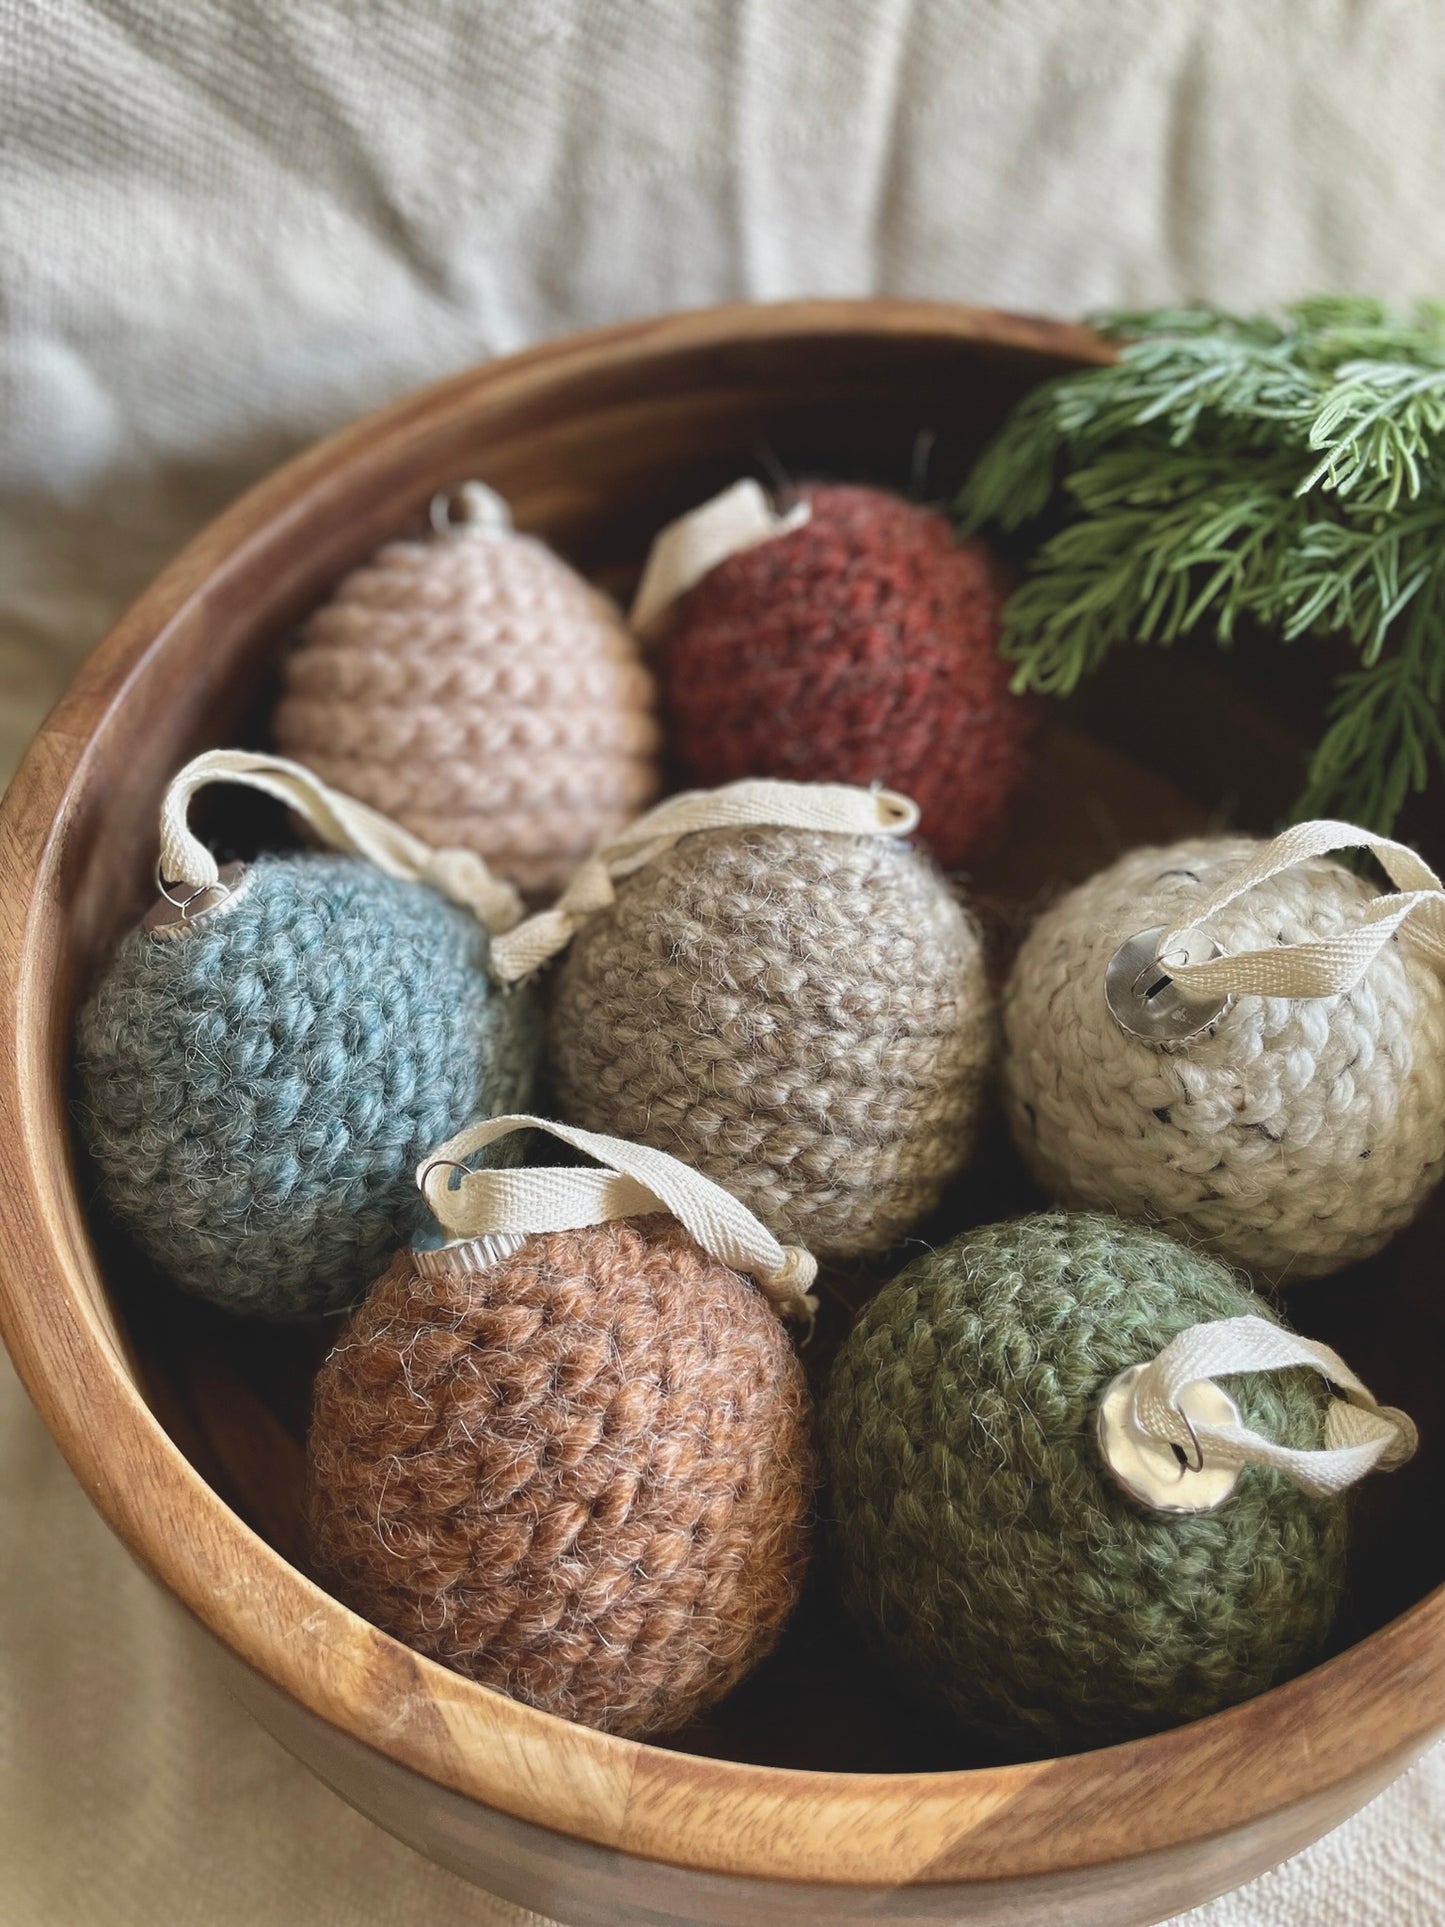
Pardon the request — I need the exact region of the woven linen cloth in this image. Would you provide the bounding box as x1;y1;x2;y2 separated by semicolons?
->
3;3;1444;1921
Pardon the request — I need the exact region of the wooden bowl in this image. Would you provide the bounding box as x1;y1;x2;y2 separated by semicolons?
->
2;299;1442;1927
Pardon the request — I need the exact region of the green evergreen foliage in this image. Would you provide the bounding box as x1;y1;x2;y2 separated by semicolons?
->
958;299;1445;830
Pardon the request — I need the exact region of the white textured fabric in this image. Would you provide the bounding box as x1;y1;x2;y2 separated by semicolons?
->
5;2;1445;1922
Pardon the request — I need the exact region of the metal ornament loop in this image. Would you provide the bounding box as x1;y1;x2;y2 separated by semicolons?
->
429;480;513;540
143;860;251;936
1104;924;1232;1047
1171;1400;1206;1475
417;1154;474;1194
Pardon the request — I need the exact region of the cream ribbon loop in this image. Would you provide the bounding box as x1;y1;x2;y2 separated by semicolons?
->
417;1114;819;1320
157;749;523;934
629;479;812;640
490;777;920;981
1127;1314;1416;1498
1159;819;1445;1002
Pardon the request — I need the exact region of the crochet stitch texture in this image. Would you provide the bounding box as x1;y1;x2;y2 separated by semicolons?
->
307;1215;816;1738
75;853;539;1320
660;485;1038;867
1003;838;1445;1278
275;534;662;898
548;823;994;1258
822;1213;1349;1751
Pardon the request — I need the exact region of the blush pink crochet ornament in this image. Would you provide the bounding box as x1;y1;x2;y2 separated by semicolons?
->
274;482;663;898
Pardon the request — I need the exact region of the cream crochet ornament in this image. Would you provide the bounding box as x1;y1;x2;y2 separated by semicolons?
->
1004;821;1445;1279
274;482;662;898
491;779;995;1260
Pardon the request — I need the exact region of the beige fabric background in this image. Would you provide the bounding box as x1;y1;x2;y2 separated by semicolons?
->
3;2;1444;1921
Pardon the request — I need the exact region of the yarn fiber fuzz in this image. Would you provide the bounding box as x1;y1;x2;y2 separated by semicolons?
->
308;1216;816;1739
660;485;1039;867
76;853;539;1320
822;1213;1348;1752
1004;838;1445;1279
275;532;662;898
548;825;994;1259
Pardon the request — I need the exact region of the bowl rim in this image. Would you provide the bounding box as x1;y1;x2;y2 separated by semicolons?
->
1;295;1441;1890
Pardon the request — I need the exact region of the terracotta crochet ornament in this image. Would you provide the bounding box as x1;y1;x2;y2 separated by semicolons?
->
490;778;996;1259
275;481;662;898
308;1115;817;1739
632;479;1038;867
75;751;538;1320
1004;822;1445;1278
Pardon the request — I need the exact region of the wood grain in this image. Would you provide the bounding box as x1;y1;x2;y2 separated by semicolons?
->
0;298;1441;1926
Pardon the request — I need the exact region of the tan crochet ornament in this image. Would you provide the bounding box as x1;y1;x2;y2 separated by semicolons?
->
307;1115;817;1740
1004;821;1445;1279
274;482;662;897
491;779;995;1259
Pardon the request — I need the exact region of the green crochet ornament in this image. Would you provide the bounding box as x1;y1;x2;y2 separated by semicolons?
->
823;1213;1411;1753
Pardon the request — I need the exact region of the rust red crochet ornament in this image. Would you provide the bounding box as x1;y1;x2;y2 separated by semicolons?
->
658;484;1039;867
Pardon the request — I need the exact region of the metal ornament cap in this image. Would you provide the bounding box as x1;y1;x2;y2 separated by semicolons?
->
1097;1361;1243;1513
143;860;253;938
1104;924;1231;1046
412;1231;529;1278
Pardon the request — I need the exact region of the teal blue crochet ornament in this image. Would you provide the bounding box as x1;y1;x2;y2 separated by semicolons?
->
822;1213;1416;1752
76;751;539;1320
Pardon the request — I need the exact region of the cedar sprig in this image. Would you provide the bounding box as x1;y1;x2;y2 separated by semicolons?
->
958;299;1445;831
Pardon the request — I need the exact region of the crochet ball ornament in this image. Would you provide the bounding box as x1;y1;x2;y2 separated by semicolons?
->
76;752;540;1321
308;1217;815;1738
274;483;662;897
823;1214;1353;1750
1003;831;1445;1279
523;785;993;1258
655;483;1037;866
77;855;538;1320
